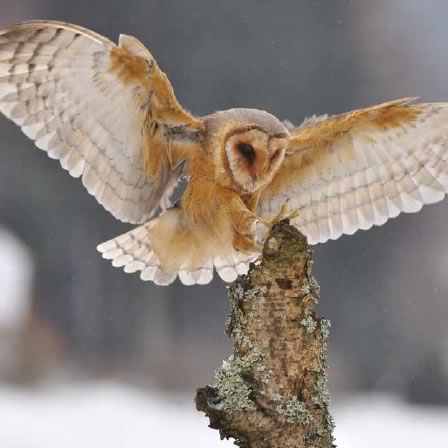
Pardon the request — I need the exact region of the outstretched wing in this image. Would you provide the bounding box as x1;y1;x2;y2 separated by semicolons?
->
0;20;204;223
260;98;448;244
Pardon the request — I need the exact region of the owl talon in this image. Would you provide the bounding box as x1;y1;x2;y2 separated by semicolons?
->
259;200;300;232
278;199;291;218
286;208;301;222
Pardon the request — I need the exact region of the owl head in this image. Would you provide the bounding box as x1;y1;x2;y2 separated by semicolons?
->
206;109;290;193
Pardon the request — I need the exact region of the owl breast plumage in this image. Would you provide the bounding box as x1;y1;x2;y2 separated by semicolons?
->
2;20;448;285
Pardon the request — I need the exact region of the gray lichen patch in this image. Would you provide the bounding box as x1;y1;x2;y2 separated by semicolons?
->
300;279;319;310
326;414;336;433
320;318;331;339
244;285;267;303
215;364;255;412
301;316;317;334
215;346;265;412
312;373;331;408
276;397;314;425
300;283;311;295
309;276;320;294
317;413;336;439
225;283;245;337
226;281;266;338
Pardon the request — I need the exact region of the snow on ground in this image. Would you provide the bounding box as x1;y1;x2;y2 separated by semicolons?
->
0;383;446;448
336;395;448;447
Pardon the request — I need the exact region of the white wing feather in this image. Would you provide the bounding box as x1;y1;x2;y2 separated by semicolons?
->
261;103;448;244
0;21;199;224
97;222;253;286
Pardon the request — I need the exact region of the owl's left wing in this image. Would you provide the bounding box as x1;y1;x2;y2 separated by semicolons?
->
260;98;448;244
0;20;204;224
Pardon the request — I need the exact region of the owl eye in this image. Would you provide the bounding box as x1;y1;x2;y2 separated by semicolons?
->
238;143;255;164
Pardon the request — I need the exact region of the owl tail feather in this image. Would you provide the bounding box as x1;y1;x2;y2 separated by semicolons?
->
97;218;257;286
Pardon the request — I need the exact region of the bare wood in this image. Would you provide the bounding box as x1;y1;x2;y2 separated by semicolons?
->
196;221;334;448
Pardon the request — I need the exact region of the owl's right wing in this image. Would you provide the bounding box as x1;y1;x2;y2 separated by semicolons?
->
260;98;448;244
0;21;204;224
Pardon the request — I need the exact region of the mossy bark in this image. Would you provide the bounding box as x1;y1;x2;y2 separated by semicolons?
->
196;221;335;448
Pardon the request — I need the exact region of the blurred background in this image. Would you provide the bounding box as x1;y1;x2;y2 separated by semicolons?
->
0;0;448;446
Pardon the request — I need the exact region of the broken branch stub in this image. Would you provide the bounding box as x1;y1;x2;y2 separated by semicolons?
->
196;220;334;448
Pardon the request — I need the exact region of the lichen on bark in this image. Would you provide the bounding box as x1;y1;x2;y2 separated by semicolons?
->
196;221;335;448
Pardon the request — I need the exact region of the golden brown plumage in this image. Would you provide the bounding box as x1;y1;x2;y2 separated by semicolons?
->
2;21;448;285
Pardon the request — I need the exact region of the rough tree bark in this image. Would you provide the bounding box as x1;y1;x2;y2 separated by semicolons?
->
196;221;335;448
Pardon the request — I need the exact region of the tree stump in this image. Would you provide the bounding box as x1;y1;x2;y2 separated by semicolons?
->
196;221;335;448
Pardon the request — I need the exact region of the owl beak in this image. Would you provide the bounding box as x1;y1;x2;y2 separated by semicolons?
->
253;149;269;180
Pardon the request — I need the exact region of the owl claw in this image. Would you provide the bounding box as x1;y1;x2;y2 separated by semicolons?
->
258;199;300;232
285;208;301;222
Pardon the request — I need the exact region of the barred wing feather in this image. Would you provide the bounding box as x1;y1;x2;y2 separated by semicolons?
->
0;20;203;224
261;99;448;244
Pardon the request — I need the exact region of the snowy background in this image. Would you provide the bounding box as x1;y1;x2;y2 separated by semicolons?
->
0;0;448;446
0;383;447;448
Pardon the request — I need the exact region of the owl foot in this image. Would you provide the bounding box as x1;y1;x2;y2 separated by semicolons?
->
258;199;300;231
255;200;300;248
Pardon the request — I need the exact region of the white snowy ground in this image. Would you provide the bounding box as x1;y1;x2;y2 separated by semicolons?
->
0;383;446;448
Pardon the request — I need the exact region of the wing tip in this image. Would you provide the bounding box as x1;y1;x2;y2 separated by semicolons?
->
0;20;113;45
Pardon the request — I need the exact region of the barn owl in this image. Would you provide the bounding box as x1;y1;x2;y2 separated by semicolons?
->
1;20;448;286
